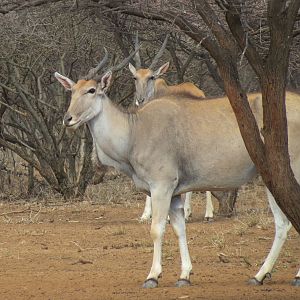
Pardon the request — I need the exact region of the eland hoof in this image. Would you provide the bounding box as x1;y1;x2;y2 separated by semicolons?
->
204;217;214;223
185;215;192;222
184;211;192;219
143;278;158;288
175;279;191;287
291;277;300;286
248;278;263;286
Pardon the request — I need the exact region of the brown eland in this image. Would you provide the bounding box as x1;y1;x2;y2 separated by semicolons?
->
129;33;237;222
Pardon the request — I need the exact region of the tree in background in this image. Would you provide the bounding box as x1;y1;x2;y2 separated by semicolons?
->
0;9;108;198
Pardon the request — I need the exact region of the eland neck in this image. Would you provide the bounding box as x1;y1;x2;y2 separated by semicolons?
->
154;78;168;99
87;96;132;164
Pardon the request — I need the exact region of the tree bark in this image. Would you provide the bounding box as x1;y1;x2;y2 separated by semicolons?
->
212;191;238;217
224;0;300;229
27;152;35;196
76;127;95;197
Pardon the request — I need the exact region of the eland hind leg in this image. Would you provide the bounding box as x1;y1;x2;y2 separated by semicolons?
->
204;191;214;221
143;185;174;288
169;195;193;287
183;192;193;221
292;267;300;286
249;188;292;285
184;191;215;222
140;195;152;222
142;193;192;223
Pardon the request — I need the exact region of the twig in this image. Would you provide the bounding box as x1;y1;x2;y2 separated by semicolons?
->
258;236;272;240
71;258;93;265
241;256;252;267
70;241;100;253
0;207;31;216
0;99;27;116
218;252;230;263
29;203;42;223
70;241;84;252
240;32;248;65
37;99;59;111
0;82;17;94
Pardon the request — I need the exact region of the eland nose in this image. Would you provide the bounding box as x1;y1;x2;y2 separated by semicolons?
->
63;112;72;126
135;98;145;107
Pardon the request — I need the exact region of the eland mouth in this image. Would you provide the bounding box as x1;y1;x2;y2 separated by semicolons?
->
63;113;81;128
64;120;81;128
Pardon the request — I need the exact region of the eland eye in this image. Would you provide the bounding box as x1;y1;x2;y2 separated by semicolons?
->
149;76;155;80
133;77;137;81
87;88;96;94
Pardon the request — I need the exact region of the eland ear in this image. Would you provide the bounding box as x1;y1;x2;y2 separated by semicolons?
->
153;62;170;78
101;71;112;93
54;72;75;90
128;63;137;76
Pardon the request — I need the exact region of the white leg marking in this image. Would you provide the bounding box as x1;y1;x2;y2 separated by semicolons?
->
169;195;193;280
184;192;193;220
254;188;292;282
204;191;214;220
146;187;173;281
140;195;152;222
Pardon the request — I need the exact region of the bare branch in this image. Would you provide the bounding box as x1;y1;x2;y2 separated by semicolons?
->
149;34;169;69
85;48;109;80
134;31;142;69
0;98;27;116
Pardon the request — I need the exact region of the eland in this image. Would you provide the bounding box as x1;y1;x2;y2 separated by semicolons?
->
129;33;237;222
55;56;300;288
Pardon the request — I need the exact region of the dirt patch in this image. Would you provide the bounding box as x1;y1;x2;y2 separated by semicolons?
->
0;175;299;300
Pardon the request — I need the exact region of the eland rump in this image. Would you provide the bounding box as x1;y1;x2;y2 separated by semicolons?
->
55;62;300;288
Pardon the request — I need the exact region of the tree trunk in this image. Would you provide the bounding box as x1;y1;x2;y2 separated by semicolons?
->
260;72;300;228
91;162;108;185
203;55;225;92
193;0;300;233
212;190;238;217
27;162;34;196
76;128;95;197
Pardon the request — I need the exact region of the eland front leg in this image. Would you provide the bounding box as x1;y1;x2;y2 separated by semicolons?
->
169;195;193;287
143;186;173;288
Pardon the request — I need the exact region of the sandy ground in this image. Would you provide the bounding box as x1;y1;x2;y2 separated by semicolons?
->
0;174;299;300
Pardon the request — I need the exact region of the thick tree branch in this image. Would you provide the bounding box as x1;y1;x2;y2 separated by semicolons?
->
194;0;237;55
0;0;63;14
225;2;265;77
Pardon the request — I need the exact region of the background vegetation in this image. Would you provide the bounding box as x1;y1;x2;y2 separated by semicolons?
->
0;1;299;207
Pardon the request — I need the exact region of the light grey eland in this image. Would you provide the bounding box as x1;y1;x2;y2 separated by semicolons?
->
55;59;300;288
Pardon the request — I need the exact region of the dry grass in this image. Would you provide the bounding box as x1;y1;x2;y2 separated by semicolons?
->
85;169;144;206
111;226;127;236
0;169;275;237
0;203;43;224
209;231;226;249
